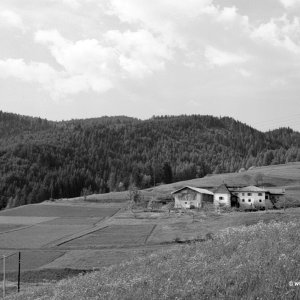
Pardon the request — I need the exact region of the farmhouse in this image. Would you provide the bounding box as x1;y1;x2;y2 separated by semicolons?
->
231;186;268;209
172;186;214;209
174;184;285;210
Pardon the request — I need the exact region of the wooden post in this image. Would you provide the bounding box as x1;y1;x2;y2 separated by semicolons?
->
2;255;5;299
17;252;21;292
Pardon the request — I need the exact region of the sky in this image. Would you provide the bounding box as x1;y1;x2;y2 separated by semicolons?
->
0;0;300;132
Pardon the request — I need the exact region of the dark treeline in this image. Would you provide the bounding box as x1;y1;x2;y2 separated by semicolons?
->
0;111;300;209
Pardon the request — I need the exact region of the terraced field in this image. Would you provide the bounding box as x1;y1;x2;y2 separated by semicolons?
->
0;202;124;276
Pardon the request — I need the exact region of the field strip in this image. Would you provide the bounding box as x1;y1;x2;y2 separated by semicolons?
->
42;224;109;248
42;208;122;248
0;216;57;225
0;224;35;235
144;225;157;244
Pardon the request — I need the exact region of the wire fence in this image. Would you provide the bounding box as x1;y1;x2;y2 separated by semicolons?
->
0;251;21;299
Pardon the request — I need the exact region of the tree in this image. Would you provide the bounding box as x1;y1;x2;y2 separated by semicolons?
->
128;185;143;207
162;162;173;184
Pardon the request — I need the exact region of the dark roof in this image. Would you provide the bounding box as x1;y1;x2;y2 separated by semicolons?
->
214;184;231;194
172;186;214;196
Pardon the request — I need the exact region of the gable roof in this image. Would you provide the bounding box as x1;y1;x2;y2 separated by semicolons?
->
214;184;231;194
172;186;214;196
236;185;266;192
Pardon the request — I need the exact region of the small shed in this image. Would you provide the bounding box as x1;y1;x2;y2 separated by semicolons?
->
172;186;214;209
214;184;232;208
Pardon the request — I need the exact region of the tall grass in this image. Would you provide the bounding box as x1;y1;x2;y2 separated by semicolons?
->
9;221;300;300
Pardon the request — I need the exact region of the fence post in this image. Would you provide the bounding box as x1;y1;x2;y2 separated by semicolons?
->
2;255;5;299
17;252;21;293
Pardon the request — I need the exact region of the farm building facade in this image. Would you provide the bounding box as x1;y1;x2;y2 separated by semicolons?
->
172;186;214;209
172;184;285;210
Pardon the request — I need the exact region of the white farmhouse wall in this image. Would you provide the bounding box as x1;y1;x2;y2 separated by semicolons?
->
237;192;266;208
214;193;231;207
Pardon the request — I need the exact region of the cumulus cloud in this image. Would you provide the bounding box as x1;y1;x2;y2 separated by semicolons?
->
105;29;172;77
0;59;56;84
0;10;25;31
108;0;249;50
205;46;248;67
0;28;173;99
279;0;300;8
251;15;300;53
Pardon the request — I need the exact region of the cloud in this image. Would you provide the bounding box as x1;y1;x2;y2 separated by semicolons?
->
0;58;56;84
105;29;172;77
279;0;300;8
108;0;249;50
205;46;248;67
0;10;25;31
0;28;172;99
251;15;300;53
238;69;252;78
35;29;116;96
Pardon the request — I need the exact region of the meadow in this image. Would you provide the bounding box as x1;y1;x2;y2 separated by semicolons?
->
7;220;300;300
0;163;299;298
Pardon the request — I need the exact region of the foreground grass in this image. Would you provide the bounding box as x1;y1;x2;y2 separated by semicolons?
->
9;221;300;300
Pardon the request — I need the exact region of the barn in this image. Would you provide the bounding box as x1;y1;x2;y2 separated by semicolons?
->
172;186;214;209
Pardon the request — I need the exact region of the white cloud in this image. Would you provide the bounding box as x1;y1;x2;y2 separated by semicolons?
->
0;28;172;99
251;15;300;53
35;29;116;96
0;10;25;31
105;29;172;77
205;46;248;67
108;0;249;50
0;59;56;84
279;0;300;8
217;7;238;22
239;68;252;78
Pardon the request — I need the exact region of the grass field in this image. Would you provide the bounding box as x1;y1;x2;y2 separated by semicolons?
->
0;204;119;218
0;224;23;233
7;220;300;300
62;224;155;248
0;250;65;273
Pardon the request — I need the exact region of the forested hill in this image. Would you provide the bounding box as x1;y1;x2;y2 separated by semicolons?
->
0;111;300;209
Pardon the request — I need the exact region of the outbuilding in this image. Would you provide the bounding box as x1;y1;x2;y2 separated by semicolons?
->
213;184;232;208
172;186;214;209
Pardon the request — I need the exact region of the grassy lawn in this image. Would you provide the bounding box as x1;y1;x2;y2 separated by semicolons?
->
0;204;119;218
7;220;300;300
0;250;65;273
62;224;155;248
0;224;91;249
148;208;300;244
0;224;23;233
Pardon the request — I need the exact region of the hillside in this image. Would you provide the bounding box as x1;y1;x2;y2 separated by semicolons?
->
0;111;300;209
7;220;300;300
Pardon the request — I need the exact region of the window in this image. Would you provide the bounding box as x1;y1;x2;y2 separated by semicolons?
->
242;199;245;202
258;193;262;196
219;196;224;200
259;200;262;202
248;193;252;196
242;193;245;196
248;199;251;202
185;202;188;204
265;195;269;199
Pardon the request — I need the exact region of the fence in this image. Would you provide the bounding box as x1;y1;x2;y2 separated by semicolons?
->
0;252;21;299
